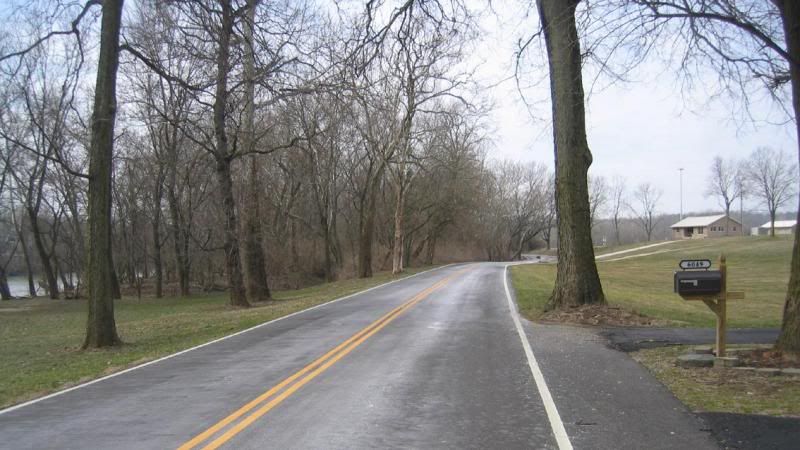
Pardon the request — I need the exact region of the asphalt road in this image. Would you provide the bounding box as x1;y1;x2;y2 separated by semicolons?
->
0;263;718;449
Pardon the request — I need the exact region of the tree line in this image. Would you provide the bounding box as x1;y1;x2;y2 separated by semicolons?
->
0;0;559;307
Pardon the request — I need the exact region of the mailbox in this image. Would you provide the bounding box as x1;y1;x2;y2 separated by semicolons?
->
674;270;722;296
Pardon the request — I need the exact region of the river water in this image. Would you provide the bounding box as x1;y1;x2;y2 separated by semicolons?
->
6;275;76;297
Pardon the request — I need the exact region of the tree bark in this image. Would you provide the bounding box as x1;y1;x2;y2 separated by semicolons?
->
15;220;37;297
214;0;248;307
243;156;271;301
425;234;436;265
0;267;11;300
166;150;190;297
241;0;271;302
770;211;777;237
357;176;380;278
322;222;335;281
152;215;163;298
216;157;248;306
391;181;406;274
83;0;124;348
27;179;59;299
776;0;800;353
538;0;605;309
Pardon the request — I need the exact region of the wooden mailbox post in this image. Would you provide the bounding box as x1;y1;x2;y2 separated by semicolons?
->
674;254;745;358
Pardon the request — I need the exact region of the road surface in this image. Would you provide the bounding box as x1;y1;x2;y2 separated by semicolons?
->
0;263;717;449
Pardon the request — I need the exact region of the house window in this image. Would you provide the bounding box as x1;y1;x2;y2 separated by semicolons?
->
733;226;736;231
698;227;704;234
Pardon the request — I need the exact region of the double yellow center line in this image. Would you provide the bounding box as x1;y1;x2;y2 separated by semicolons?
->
178;268;469;450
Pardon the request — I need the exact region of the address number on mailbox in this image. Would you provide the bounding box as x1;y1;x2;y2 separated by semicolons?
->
679;259;712;270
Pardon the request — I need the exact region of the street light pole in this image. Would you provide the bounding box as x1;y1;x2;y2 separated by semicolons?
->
679;168;684;220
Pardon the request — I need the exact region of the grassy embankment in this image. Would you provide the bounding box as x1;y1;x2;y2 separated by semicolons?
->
511;235;792;328
0;266;436;409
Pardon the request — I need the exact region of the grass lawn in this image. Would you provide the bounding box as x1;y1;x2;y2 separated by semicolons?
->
511;236;793;327
633;345;800;416
0;266;436;409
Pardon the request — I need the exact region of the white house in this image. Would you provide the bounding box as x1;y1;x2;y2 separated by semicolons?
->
757;220;797;235
670;214;742;239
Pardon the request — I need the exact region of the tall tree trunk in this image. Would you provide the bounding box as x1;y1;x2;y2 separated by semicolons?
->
181;228;191;295
538;0;605;309
0;267;11;300
241;0;271;302
18;228;36;297
28;202;59;298
770;210;777;237
166;162;190;297
323;223;334;282
391;180;406;274
152;218;163;298
357;178;380;278
425;234;436;265
243;156;271;301
216;158;248;306
147;130;165;299
776;0;800;353
83;0;124;348
214;0;248;307
403;233;413;268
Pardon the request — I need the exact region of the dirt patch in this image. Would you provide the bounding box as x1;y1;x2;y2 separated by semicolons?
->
737;348;800;369
539;304;671;327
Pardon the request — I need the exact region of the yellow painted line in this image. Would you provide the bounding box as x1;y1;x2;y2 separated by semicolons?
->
179;268;469;450
176;290;421;450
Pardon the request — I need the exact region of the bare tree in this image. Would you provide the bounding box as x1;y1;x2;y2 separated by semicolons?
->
746;147;797;237
629;182;662;242
537;0;605;308
588;174;608;229
0;149;15;300
609;175;627;245
85;0;125;347
705;155;743;236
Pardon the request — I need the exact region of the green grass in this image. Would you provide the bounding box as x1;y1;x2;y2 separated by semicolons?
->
0;266;436;409
511;236;793;327
633;345;800;416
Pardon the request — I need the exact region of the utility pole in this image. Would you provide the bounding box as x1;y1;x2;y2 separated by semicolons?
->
739;179;745;236
679;168;684;220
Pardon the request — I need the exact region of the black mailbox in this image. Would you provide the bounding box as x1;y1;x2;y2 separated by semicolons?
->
674;270;722;296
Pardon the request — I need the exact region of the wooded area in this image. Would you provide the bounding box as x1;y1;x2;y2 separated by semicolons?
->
0;1;558;311
1;0;799;352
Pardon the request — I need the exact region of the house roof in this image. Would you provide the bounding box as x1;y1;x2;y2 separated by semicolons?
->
759;220;797;228
670;214;740;228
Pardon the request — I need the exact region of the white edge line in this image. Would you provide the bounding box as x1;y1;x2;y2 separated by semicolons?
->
0;264;455;416
503;264;573;450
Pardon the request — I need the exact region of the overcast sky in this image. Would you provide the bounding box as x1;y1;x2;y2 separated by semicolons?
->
470;2;797;217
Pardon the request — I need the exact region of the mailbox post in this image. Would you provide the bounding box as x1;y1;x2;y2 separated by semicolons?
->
674;254;744;358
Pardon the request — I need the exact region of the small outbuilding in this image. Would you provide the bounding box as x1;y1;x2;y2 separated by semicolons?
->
670;214;742;240
756;219;797;236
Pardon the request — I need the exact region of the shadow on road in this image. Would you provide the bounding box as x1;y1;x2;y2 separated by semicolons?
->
699;412;800;450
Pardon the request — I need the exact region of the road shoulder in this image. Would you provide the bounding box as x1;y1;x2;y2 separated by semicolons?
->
518;319;718;450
